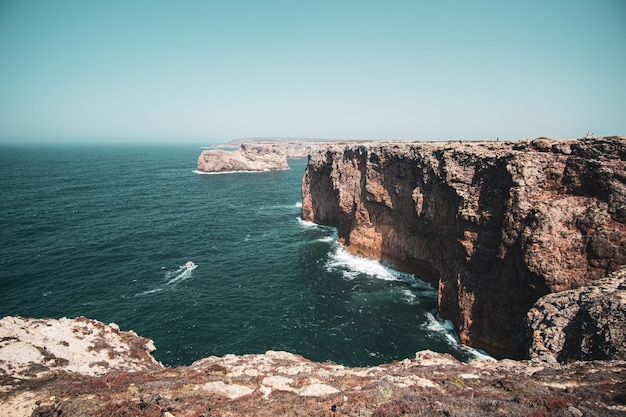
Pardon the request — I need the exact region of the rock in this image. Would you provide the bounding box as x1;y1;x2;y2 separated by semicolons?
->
525;266;626;362
201;381;255;400
301;137;626;358
197;143;288;172
0;316;163;379
281;142;323;159
215;139;331;159
568;406;584;417
2;317;625;417
299;383;341;397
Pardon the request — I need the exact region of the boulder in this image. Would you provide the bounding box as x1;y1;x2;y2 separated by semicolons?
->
526;266;626;362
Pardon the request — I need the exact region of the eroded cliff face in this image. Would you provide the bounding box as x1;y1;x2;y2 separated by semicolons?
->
301;137;626;358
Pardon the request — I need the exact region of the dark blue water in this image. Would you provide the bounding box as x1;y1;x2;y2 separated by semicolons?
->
0;143;486;367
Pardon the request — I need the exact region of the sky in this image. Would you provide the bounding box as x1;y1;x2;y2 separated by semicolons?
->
0;1;624;144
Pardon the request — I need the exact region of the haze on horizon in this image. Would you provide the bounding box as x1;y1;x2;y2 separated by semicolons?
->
0;1;624;145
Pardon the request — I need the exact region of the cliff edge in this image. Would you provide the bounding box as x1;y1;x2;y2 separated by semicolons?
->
2;317;625;416
301;137;626;359
197;143;288;173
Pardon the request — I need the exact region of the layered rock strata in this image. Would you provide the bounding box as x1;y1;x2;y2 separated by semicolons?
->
301;137;626;359
197;143;288;172
2;317;625;417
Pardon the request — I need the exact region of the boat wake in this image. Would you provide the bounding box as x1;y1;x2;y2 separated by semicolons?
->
165;261;197;285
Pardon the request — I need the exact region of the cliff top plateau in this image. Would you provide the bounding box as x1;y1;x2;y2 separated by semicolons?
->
1;316;625;417
302;136;626;359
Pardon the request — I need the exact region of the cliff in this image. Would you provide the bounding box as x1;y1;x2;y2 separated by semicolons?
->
197;143;288;172
2;317;625;416
301;137;626;359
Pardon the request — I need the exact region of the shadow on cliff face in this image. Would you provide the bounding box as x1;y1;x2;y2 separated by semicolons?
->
456;158;552;358
302;138;626;360
302;150;342;228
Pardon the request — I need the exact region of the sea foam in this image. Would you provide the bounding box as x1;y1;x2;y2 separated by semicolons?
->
296;217;319;229
192;168;289;175
326;244;398;281
423;312;493;361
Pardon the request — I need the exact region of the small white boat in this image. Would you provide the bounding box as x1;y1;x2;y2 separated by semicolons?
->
185;261;196;270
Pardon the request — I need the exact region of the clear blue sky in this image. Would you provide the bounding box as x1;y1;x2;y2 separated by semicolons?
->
0;0;624;143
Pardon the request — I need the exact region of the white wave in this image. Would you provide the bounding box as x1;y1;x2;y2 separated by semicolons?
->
326;244;398;281
400;288;418;304
193;168;289;175
295;201;302;208
423;312;458;346
297;216;319;228
422;312;494;361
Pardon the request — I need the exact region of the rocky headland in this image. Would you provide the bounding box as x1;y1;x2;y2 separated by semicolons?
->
301;137;626;360
3;137;626;416
197;143;289;173
1;316;625;416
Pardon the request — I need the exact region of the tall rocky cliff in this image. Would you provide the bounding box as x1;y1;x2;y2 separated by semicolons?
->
301;137;626;358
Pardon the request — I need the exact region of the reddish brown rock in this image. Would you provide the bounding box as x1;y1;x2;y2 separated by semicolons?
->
301;137;626;358
197;143;288;172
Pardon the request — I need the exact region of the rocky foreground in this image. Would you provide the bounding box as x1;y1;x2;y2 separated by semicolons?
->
302;137;626;359
1;316;625;417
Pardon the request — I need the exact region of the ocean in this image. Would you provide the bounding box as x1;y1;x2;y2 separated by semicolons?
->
0;143;486;367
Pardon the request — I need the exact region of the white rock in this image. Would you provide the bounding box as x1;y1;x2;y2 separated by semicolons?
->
201;381;254;400
299;383;340;397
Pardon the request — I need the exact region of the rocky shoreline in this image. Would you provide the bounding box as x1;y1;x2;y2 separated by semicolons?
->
301;137;626;359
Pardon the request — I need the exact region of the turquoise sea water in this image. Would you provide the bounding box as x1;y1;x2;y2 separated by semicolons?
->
0;144;485;367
